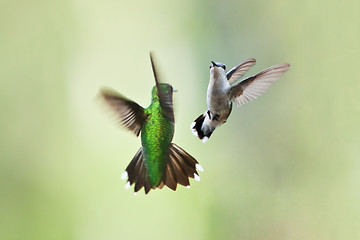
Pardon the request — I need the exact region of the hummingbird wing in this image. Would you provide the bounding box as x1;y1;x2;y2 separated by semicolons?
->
229;63;290;107
150;52;175;123
99;88;147;136
226;58;257;85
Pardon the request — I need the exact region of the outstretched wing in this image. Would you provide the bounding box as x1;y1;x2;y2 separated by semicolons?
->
150;52;175;123
229;63;290;107
99;87;147;136
227;58;257;85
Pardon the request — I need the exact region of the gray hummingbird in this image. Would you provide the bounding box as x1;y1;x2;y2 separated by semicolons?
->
191;58;290;143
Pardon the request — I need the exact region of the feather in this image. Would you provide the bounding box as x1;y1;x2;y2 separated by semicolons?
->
170;144;200;178
227;58;256;85
123;148;152;194
150;52;175;123
99;88;147;136
229;63;290;106
164;161;177;191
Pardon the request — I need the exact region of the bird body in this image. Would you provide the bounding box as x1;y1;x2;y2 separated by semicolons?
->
100;53;202;194
192;59;290;142
206;61;232;122
140;86;174;187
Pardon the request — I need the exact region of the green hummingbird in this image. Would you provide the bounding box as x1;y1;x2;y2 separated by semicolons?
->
99;53;203;194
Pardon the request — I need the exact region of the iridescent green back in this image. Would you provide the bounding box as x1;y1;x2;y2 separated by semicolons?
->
141;85;174;187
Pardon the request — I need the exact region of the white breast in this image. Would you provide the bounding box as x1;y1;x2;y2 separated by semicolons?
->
207;68;231;113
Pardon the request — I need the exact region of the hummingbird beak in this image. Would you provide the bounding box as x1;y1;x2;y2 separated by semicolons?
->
211;61;219;67
210;61;226;70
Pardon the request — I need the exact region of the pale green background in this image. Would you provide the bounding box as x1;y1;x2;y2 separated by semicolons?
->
1;0;360;239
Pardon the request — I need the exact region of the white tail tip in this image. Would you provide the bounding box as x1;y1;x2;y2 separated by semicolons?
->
201;137;209;143
194;173;200;182
186;185;191;189
191;123;198;137
121;171;128;180
196;164;204;172
125;181;131;190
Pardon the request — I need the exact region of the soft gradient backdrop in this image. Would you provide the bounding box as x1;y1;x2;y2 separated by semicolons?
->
1;0;359;239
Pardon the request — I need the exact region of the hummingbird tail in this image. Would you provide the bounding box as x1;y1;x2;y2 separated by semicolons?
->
164;143;203;190
190;112;215;143
122;148;153;194
121;145;203;194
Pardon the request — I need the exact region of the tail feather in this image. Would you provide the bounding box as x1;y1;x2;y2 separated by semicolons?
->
168;153;190;187
164;161;178;191
171;145;197;178
191;111;215;143
125;148;143;185
163;143;203;190
121;145;203;194
134;160;145;192
123;148;152;194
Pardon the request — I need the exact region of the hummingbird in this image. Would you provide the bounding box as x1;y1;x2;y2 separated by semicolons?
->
99;53;203;194
191;58;290;143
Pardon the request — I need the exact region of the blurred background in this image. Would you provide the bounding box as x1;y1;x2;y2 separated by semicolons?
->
1;0;360;239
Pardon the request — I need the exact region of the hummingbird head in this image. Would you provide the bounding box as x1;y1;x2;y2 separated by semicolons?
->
210;61;226;70
210;61;227;79
151;83;173;99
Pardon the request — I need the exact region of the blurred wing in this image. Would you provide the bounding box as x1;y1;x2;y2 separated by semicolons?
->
150;52;175;123
99;88;147;136
226;58;256;85
229;63;290;106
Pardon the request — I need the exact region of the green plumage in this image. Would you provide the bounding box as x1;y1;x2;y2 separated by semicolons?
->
99;53;202;194
141;86;174;187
